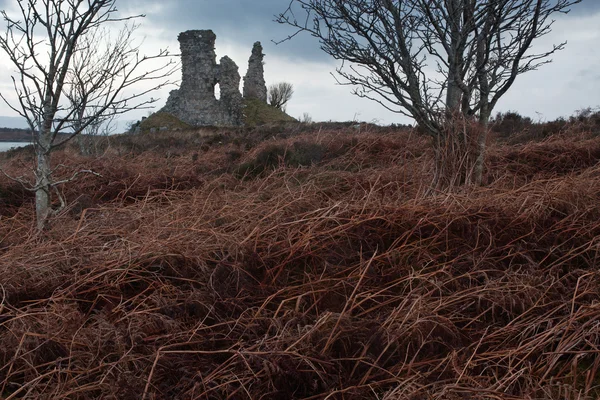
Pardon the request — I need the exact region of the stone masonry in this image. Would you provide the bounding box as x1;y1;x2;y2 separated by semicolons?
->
161;30;267;127
243;42;268;102
218;56;244;126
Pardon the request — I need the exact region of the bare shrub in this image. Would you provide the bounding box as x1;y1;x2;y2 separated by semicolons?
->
300;112;313;124
268;82;294;111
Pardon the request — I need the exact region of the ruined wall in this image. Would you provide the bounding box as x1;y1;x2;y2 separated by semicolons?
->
162;31;220;125
161;30;245;126
218;56;244;126
161;30;270;127
243;42;268;102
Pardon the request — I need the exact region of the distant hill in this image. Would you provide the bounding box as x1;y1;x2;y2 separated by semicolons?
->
0;127;33;142
0;116;29;129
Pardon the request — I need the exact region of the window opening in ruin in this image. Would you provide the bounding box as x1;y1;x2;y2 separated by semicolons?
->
215;83;221;100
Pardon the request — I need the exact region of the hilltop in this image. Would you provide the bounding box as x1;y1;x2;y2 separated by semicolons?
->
0;119;599;399
137;98;297;133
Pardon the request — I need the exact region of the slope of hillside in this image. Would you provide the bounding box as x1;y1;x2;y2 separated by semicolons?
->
0;123;599;399
243;98;297;126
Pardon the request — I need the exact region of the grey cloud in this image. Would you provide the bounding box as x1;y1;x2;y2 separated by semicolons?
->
571;0;600;15
129;0;329;63
0;0;325;62
1;0;595;126
132;0;597;64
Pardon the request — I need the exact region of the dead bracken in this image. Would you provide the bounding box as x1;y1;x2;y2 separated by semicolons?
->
0;123;599;399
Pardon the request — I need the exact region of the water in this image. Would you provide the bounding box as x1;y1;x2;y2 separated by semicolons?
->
0;142;31;152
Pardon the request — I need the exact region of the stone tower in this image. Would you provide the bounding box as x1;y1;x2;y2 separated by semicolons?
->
243;42;268;102
179;30;218;103
160;30;269;127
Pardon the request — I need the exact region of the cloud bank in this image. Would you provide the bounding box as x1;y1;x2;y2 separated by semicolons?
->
0;1;597;128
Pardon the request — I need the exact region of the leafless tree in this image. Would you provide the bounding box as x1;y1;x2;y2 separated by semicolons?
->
268;82;294;111
276;0;580;185
300;112;313;124
0;0;176;230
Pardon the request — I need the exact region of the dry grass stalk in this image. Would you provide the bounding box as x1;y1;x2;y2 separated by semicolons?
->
0;125;599;398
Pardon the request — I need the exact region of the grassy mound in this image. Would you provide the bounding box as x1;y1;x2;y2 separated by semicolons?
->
1;126;600;399
139;99;296;132
243;98;297;126
138;112;193;132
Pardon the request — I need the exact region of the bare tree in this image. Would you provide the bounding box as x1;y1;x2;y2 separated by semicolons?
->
276;0;580;185
0;0;176;230
300;112;313;124
268;82;294;111
65;26;117;156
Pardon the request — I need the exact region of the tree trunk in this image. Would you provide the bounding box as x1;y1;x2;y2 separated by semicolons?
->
446;79;462;114
35;145;52;231
473;113;490;186
473;9;492;187
35;121;53;230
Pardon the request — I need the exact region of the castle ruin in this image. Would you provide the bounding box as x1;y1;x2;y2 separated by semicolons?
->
244;42;268;103
161;30;269;127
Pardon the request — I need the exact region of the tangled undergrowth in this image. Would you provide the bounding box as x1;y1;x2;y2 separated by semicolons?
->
0;125;599;399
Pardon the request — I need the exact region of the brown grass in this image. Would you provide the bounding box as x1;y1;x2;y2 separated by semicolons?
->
0;125;599;399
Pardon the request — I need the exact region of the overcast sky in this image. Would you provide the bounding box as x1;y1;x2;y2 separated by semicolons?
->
0;0;598;129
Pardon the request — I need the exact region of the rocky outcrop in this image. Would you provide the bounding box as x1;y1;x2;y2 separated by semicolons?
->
243;42;268;102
